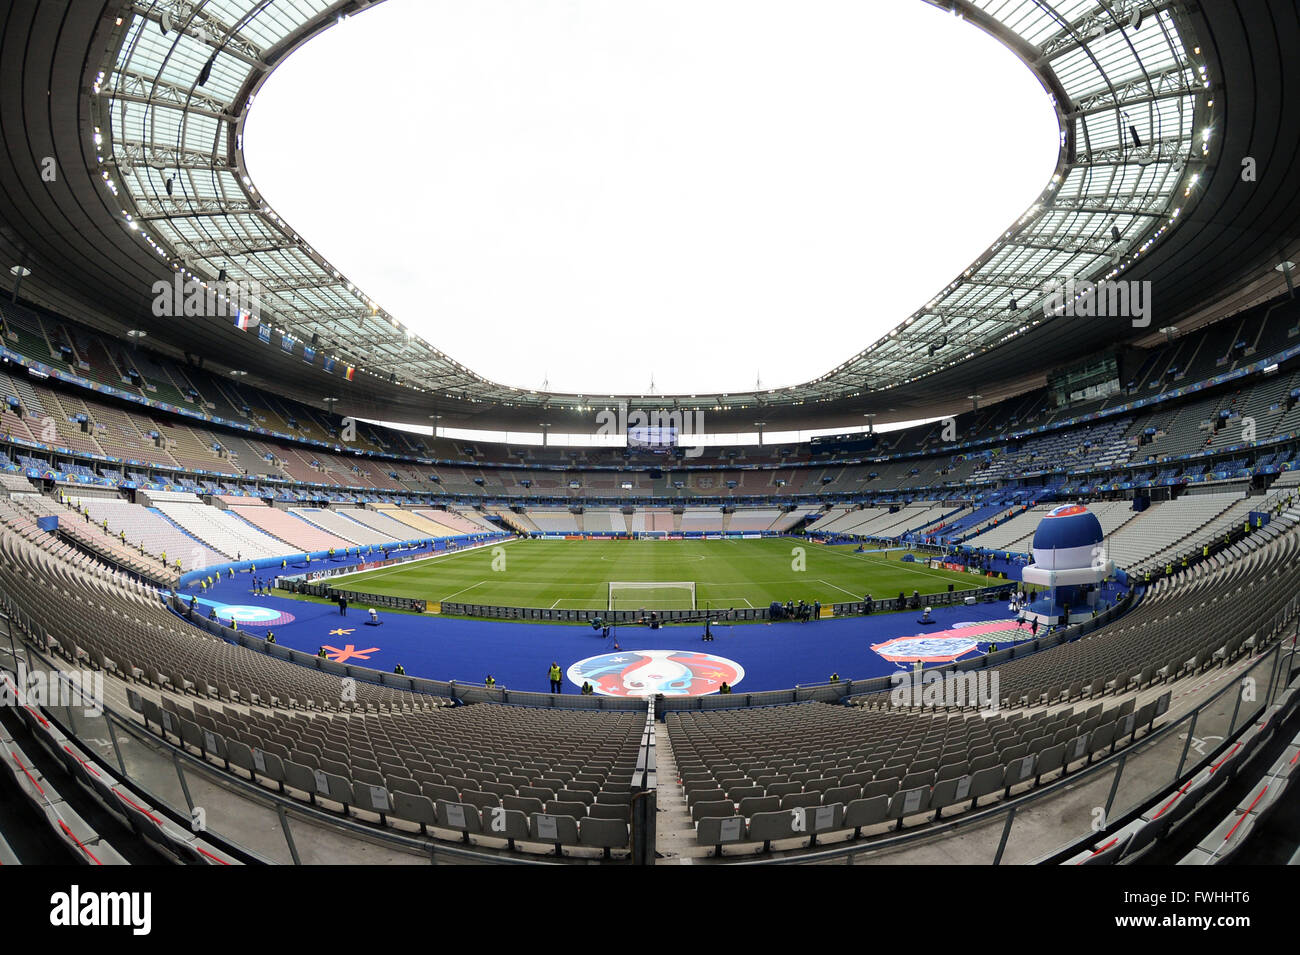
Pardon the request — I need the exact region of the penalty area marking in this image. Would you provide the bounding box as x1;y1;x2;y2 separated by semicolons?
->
705;597;754;608
817;579;861;598
545;597;613;610
815;543;986;587
439;580;487;602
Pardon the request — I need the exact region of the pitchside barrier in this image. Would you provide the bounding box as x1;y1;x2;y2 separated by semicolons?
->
438;582;1014;622
441;604;770;623
831;585;1008;616
285;580;428;614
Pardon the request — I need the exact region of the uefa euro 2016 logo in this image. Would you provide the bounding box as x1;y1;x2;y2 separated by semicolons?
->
567;649;744;697
871;635;981;664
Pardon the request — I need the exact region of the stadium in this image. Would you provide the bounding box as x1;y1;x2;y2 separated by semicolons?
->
0;0;1299;895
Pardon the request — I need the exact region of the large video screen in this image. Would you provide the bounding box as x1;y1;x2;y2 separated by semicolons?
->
628;426;678;451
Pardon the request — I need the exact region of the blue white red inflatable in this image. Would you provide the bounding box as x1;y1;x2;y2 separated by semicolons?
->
1030;503;1106;570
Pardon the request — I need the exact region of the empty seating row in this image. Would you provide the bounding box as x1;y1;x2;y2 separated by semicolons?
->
3;667;242;865
136;692;640;857
671;693;1169;852
1063;674;1300;865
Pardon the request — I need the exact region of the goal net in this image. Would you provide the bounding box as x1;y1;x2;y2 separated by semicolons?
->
608;581;697;612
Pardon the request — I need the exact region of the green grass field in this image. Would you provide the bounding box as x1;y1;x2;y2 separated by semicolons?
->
327;538;992;611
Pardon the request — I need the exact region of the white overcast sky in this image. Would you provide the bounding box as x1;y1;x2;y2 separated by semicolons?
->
244;0;1058;397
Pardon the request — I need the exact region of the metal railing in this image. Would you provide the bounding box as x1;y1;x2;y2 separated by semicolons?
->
0;618;625;865
731;615;1298;865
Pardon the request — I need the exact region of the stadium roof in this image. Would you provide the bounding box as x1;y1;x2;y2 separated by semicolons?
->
2;1;1300;435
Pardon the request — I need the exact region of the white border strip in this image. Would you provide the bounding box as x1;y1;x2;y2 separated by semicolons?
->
307;535;517;586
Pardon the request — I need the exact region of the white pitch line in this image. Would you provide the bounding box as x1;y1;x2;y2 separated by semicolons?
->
815;542;986;587
708;597;755;608
818;578;861;598
326;537;518;585
440;580;487;602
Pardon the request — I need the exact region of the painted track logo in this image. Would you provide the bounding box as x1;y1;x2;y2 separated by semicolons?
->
567;649;744;697
195;600;295;627
871;634;981;664
870;620;1024;664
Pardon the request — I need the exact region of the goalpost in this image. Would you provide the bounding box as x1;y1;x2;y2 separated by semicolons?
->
608;581;697;611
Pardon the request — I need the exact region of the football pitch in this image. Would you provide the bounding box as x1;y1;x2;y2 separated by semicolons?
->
324;538;991;612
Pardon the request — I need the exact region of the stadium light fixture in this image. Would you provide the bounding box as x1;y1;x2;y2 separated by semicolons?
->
198;52;216;87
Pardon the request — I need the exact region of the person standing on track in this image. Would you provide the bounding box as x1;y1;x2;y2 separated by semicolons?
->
548;662;563;694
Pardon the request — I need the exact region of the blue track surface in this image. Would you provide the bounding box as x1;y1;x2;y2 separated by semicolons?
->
183;556;1124;695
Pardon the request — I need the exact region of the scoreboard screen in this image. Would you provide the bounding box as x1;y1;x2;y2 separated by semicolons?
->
628;426;678;451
